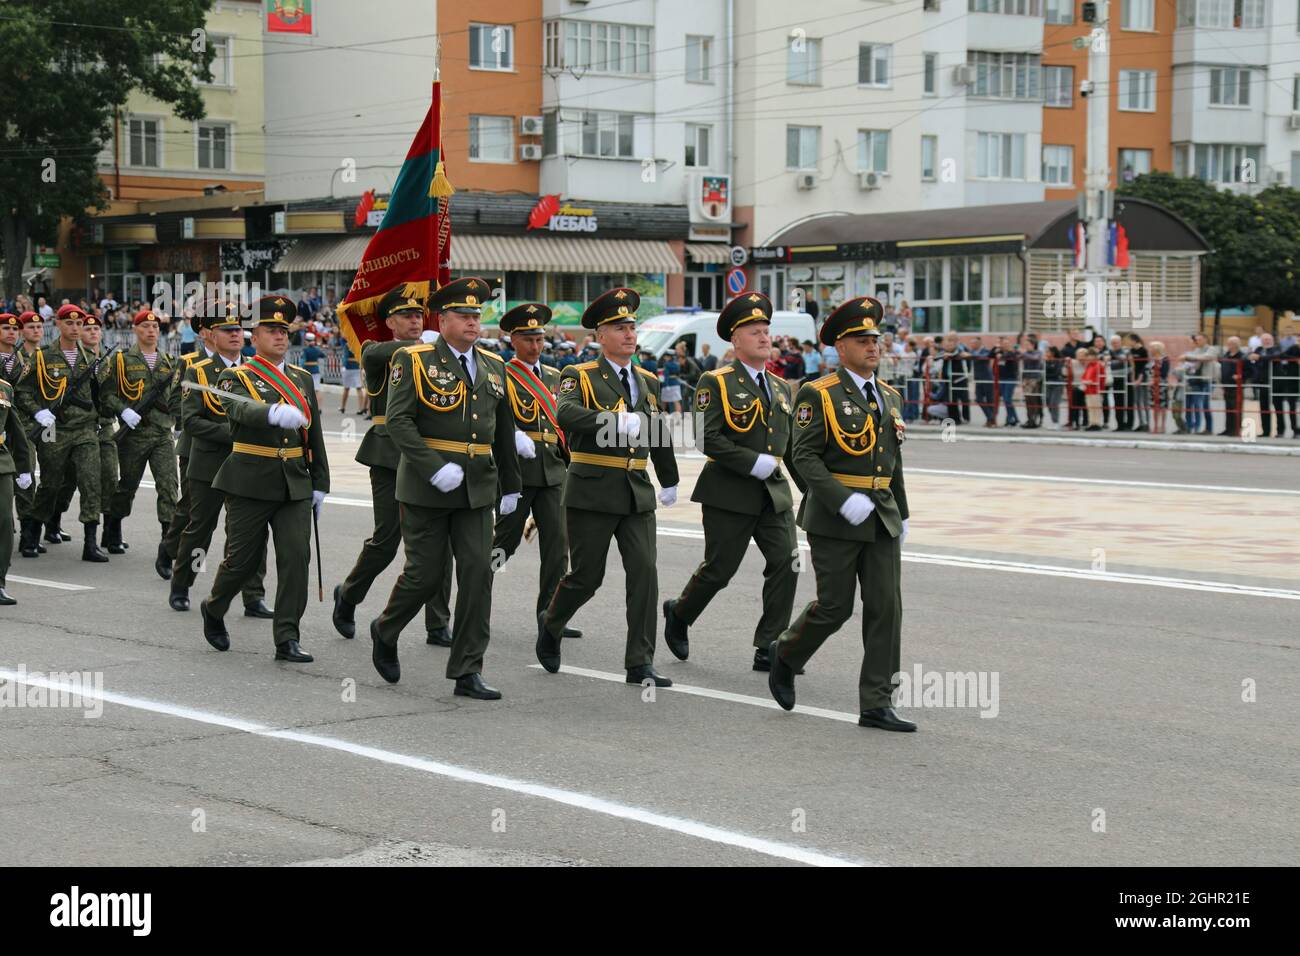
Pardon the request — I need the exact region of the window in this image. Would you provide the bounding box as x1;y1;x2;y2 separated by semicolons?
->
976;132;1026;180
923;53;937;95
858;43;892;87
1175;142;1261;183
1237;0;1265;28
197;123;230;170
857;130;889;173
1042;144;1073;185
127;117;159;168
968;0;1042;13
949;256;983;331
685;123;712;167
200;36;231;86
987;255;1023;299
1121;0;1155;29
469;23;514;71
921;135;938;181
1044;65;1073;107
1176;0;1233;27
1209;67;1251;106
578;110;636;158
1294;75;1300;111
542;111;558;156
1045;0;1073;23
788;37;821;85
1119;69;1155;111
547;20;651;74
1118;148;1153;181
968;51;1041;100
786;125;820;170
469;115;513;162
686;35;712;82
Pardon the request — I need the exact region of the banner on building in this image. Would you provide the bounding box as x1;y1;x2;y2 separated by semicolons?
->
266;1;313;34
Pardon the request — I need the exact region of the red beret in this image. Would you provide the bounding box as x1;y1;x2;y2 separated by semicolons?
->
133;309;161;326
56;304;88;321
83;313;102;328
17;311;41;326
0;313;17;328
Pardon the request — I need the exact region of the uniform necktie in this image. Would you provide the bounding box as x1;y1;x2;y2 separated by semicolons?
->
534;365;541;379
459;354;472;384
757;371;770;406
620;367;632;403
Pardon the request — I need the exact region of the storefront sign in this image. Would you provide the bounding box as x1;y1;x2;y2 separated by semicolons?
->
33;252;61;268
548;204;598;233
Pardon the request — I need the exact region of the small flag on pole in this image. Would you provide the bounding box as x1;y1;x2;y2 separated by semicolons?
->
1073;222;1086;270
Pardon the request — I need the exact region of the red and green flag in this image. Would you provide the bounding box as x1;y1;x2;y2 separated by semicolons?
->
337;81;454;358
266;0;313;34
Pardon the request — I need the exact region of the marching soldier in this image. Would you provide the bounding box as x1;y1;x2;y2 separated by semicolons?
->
663;292;802;670
332;286;451;646
536;288;679;687
50;312;118;551
491;303;582;638
168;310;271;616
100;309;181;577
0;360;34;604
199;295;329;662
160;315;204;576
16;304;109;562
368;276;521;699
767;297;915;732
11;312;42;557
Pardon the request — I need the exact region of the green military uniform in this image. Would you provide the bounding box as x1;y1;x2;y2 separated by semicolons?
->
770;297;913;731
101;315;181;572
200;296;330;657
0;376;34;603
53;319;120;549
168;315;268;613
491;304;574;623
335;287;449;643
17;305;109;561
161;341;207;566
664;292;802;666
538;288;680;683
11;326;42;550
0;315;33;556
370;277;521;696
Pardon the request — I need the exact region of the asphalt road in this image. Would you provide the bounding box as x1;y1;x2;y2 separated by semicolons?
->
2;412;1297;867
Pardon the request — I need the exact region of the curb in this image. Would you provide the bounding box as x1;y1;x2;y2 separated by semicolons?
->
901;427;1300;456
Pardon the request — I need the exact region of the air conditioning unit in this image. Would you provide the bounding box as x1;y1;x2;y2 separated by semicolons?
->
520;115;545;136
795;172;818;190
923;0;940;10
952;64;975;86
858;171;882;190
1288;113;1300;130
519;143;543;161
1272;169;1287;184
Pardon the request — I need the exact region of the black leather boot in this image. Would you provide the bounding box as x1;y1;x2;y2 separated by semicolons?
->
45;512;71;543
154;522;172;579
82;523;110;563
102;515;127;555
19;519;41;558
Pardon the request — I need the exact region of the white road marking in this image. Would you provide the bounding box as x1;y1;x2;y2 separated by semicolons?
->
6;575;95;592
0;668;865;868
905;467;1300;496
530;664;860;723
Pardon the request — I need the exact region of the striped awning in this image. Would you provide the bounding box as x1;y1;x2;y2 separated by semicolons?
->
685;242;731;265
274;235;371;273
451;234;682;274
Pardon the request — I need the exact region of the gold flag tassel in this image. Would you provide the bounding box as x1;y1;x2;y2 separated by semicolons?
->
429;160;455;199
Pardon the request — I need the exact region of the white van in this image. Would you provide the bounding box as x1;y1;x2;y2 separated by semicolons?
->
635;308;818;362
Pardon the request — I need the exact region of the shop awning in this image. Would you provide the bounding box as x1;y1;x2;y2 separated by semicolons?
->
274;235;371;273
450;235;682;274
685;243;731;265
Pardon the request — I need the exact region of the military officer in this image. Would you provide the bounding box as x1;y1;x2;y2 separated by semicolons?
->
767;297;915;732
100;309;181;577
168;310;270;616
663;292;803;670
49;311;118;550
160;315;205;575
16;304;109;562
333;285;451;646
199;295;329;663
491;303;582;638
0;370;34;604
536;288;680;687
368;276;521;700
9;312;42;556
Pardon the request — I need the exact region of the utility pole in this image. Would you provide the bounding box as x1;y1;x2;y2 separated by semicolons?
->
1079;1;1113;337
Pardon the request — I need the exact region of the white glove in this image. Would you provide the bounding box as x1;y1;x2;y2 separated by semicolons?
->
749;453;778;481
514;429;537;459
120;408;142;429
34;409;55;428
901;518;909;544
658;486;678;507
839;493;876;526
616;411;641;440
431;462;465;493
419;329;439;344
312;489;326;518
499;492;521;516
267;403;307;430
15;473;32;490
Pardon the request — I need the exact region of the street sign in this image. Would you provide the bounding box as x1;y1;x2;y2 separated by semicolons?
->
729;245;748;267
726;268;746;296
33;253;61;268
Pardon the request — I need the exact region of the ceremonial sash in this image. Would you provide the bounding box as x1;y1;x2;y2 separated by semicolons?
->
506;358;564;449
245;354;312;427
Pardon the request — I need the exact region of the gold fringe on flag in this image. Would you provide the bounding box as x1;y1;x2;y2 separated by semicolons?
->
429;160;455;198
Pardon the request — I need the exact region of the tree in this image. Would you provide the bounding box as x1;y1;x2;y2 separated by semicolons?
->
0;0;216;301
